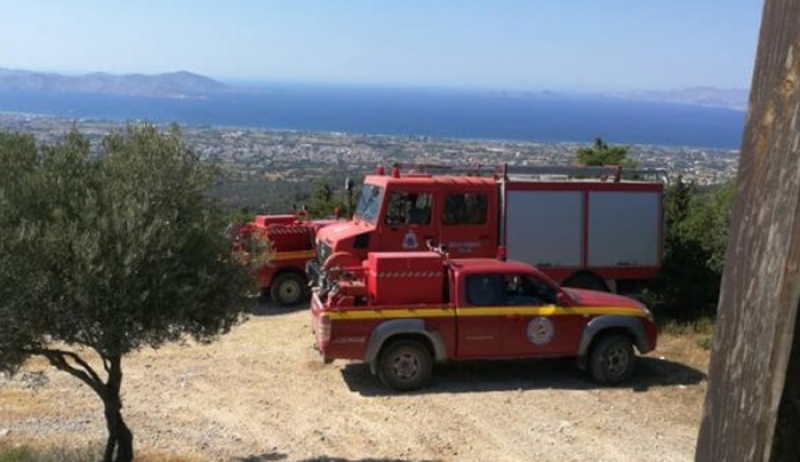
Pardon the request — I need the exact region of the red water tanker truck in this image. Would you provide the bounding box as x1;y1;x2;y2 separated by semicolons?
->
234;212;336;305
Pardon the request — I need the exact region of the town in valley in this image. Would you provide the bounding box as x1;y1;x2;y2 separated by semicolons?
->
0;111;739;213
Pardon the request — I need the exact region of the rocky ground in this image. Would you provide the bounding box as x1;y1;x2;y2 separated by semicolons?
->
0;303;709;462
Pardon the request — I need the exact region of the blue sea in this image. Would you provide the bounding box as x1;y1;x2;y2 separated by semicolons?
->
0;85;745;149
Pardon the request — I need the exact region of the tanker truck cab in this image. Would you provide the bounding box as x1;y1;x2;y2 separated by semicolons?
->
313;171;499;280
311;251;658;391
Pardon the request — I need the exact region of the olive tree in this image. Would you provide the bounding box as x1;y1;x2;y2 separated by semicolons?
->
0;126;254;462
576;137;639;167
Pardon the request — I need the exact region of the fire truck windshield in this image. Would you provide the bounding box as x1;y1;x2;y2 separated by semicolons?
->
354;184;384;223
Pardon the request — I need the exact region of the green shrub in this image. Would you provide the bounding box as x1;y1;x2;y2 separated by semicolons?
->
645;178;734;319
658;315;716;336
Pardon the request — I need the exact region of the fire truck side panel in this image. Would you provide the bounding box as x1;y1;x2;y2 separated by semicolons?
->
587;191;661;268
504;181;665;285
505;191;583;268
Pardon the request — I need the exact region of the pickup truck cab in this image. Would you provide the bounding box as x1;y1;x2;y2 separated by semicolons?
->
311;251;657;391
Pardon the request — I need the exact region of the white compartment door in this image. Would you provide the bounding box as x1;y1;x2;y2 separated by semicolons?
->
506;191;583;268
588;191;660;267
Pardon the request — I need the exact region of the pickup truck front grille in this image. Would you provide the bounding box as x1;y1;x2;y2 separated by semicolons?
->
317;241;331;265
307;241;331;290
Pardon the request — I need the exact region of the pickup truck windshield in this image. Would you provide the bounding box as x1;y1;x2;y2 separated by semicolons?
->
354;184;384;223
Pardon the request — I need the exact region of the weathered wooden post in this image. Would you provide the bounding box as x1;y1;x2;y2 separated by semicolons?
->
695;1;800;461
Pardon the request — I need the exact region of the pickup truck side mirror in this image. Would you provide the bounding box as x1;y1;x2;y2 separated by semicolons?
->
557;292;571;306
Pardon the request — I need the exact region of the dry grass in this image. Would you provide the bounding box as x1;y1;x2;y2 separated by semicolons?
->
136;452;204;462
0;441;203;462
658;316;715;354
0;309;712;462
0;441;102;462
0;389;52;419
658;332;712;371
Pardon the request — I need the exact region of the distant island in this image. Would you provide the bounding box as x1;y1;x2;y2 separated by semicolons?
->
609;87;749;111
0;67;747;149
0;68;226;98
0;67;749;111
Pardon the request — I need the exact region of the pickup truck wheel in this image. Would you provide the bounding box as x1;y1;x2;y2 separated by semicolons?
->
270;273;307;307
589;335;636;385
377;339;433;391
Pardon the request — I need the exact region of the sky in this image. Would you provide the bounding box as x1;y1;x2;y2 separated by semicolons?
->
0;0;763;92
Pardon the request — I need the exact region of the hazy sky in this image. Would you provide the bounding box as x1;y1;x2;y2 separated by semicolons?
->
0;0;763;92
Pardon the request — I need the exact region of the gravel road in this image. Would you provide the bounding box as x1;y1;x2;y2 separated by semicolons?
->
0;303;709;462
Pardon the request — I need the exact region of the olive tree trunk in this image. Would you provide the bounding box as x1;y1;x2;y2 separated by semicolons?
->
102;356;133;462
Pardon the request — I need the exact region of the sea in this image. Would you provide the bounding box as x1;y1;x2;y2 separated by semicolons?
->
0;85;746;149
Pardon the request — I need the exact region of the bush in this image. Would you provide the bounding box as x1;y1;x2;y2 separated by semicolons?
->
645;178;734;320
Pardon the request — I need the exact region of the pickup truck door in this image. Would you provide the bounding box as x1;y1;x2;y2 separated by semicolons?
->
454;274;507;358
500;274;584;357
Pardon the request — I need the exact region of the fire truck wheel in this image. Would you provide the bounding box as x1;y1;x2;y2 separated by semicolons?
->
377;339;433;391
589;334;636;385
270;273;307;307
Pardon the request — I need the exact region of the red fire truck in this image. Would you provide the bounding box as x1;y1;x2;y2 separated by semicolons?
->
235;212;336;306
309;164;666;297
311;251;657;390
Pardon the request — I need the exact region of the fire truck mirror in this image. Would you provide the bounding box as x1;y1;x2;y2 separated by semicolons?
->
556;292;571;307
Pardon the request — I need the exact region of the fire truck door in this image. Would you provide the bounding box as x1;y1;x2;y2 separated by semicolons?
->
378;190;437;252
501;274;582;356
438;192;496;258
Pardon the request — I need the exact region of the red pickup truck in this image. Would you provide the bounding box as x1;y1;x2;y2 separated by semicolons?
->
311;251;657;390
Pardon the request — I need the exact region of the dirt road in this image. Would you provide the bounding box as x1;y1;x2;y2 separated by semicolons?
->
0;303;708;462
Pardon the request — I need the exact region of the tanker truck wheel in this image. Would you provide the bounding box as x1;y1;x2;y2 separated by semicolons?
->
271;273;307;307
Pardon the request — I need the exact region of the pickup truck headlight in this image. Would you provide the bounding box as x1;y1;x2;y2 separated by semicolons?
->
641;306;654;322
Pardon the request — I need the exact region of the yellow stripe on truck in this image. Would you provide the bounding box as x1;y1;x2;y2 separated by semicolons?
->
325;305;644;320
326;307;456;320
456;306;646;317
270;250;317;262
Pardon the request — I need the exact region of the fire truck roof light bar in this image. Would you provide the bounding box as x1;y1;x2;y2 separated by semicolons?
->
393;163;668;183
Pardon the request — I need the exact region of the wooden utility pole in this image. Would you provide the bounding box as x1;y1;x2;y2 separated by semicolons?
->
695;1;800;461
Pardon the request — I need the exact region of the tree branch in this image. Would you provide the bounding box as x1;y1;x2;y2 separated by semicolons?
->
25;348;105;396
91;345;112;374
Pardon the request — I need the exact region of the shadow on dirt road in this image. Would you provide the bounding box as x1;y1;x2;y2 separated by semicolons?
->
249;298;309;317
340;356;706;396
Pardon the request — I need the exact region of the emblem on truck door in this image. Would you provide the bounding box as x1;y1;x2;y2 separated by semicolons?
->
402;230;419;249
527;317;555;346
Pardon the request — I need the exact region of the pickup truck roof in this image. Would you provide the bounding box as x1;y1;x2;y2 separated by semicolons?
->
446;258;557;282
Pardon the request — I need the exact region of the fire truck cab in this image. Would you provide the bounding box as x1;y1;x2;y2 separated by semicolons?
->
311;164;665;297
311;251;657;391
